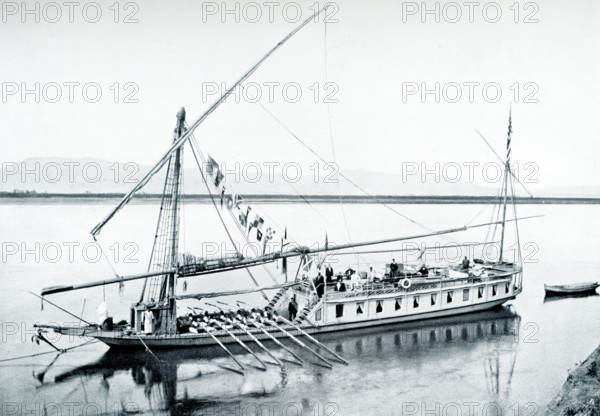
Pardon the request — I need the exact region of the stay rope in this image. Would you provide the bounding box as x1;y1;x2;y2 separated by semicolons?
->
90;235;117;301
187;135;270;300
257;102;464;247
323;15;359;269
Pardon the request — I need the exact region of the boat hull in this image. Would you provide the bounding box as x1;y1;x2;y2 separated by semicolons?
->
544;282;599;296
90;297;512;349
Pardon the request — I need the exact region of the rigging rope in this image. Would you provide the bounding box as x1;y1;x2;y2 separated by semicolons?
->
284;181;379;267
141;158;174;301
187;136;270;301
91;235;121;289
257;102;460;240
323;15;359;270
489;170;507;244
474;129;534;198
90;6;331;237
508;170;523;265
179;157;188;292
465;194;499;227
187;131;281;286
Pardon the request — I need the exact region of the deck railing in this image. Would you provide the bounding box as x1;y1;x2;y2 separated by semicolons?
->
322;273;514;301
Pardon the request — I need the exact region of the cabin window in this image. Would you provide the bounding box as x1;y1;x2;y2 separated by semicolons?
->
356;302;364;315
431;293;437;306
447;291;453;303
376;300;383;313
395;298;402;311
335;304;344;318
315;308;322;321
477;287;484;299
463;289;470;301
413;296;420;308
505;283;510;294
492;285;498;296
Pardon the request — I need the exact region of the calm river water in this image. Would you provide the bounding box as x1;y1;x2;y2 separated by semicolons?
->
0;202;599;416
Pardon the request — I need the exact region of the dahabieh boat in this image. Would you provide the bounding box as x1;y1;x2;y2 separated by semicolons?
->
34;6;532;368
35;308;521;408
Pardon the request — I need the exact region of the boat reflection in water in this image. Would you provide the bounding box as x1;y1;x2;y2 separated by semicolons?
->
544;291;599;303
40;307;521;415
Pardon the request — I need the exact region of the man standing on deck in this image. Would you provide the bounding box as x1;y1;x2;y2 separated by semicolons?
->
315;272;325;298
325;264;334;283
143;309;154;334
461;256;470;270
390;259;399;278
288;296;298;321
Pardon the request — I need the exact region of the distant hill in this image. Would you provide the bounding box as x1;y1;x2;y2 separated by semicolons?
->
1;157;597;198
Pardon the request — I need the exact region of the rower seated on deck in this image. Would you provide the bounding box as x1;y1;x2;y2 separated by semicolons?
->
177;314;193;333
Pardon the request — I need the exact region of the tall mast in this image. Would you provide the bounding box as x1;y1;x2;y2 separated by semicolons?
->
168;108;185;296
499;108;512;262
164;107;185;334
141;108;186;318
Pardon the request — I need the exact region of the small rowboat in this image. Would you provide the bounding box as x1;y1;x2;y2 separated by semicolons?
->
544;282;600;296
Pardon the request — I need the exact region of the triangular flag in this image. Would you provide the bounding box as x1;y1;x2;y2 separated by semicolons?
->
238;208;247;227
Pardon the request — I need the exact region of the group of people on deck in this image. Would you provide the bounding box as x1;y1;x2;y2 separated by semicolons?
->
389;258;428;278
176;308;279;334
307;256;473;297
309;264;382;297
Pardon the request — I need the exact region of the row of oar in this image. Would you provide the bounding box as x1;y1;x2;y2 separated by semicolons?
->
186;301;347;375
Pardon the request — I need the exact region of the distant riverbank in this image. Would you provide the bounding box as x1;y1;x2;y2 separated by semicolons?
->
1;193;600;205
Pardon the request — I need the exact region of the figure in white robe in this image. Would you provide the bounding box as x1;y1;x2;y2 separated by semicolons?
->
96;302;108;325
143;310;154;334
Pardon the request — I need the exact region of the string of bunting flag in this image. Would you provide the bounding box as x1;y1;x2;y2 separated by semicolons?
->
204;153;290;258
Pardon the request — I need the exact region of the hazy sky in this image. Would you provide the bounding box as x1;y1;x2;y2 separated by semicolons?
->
1;0;599;192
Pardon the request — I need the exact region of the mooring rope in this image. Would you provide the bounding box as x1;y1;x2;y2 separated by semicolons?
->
0;339;99;364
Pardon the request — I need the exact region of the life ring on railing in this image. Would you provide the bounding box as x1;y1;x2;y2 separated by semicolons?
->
401;278;412;289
